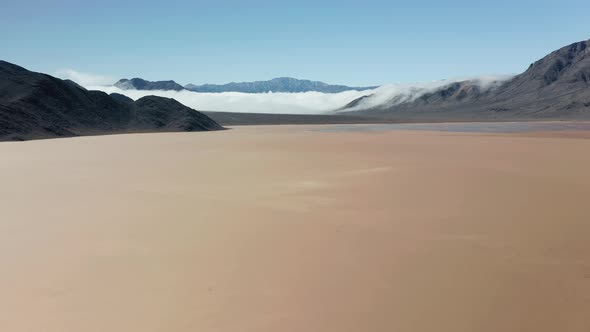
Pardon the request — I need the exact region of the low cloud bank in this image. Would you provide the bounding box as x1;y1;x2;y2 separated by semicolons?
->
61;68;513;114
341;75;513;112
55;69;115;86
88;86;372;114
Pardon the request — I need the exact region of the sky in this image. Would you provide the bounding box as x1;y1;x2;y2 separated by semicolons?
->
2;0;590;87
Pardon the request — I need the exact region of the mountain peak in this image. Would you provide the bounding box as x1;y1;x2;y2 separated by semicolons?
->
522;39;590;87
114;78;184;91
0;60;28;74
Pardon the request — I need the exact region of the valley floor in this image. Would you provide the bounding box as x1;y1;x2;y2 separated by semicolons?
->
1;124;589;331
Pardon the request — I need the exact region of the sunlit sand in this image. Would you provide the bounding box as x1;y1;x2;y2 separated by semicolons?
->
1;125;589;332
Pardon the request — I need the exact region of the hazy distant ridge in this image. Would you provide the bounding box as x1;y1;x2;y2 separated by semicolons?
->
115;78;185;91
185;77;377;93
114;76;377;93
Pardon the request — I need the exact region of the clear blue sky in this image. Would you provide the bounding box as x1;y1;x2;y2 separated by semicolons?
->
2;0;590;86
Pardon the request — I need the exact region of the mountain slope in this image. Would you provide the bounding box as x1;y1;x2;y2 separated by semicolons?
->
185;77;377;93
115;78;185;91
133;96;222;131
489;39;590;115
0;61;222;141
340;39;590;120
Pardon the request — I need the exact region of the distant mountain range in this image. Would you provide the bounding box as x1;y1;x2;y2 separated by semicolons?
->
114;77;377;94
0;61;222;141
339;39;590;120
184;77;378;93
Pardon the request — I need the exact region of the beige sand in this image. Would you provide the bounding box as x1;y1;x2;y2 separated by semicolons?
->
0;126;589;332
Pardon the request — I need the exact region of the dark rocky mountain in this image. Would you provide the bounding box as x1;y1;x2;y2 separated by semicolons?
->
340;39;590;120
185;77;377;93
488;39;590;116
133;96;222;131
114;78;185;91
0;61;222;141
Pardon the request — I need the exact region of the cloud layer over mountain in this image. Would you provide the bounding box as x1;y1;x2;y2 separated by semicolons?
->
340;75;513;112
88;86;371;114
55;69;115;86
60;68;512;114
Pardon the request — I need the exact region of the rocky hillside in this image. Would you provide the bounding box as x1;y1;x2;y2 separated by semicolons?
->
340;39;590;120
0;61;222;141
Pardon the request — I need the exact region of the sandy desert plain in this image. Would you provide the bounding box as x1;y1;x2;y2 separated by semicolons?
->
1;122;589;332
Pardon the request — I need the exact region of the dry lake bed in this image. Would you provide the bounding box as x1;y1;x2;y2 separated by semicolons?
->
1;123;589;332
